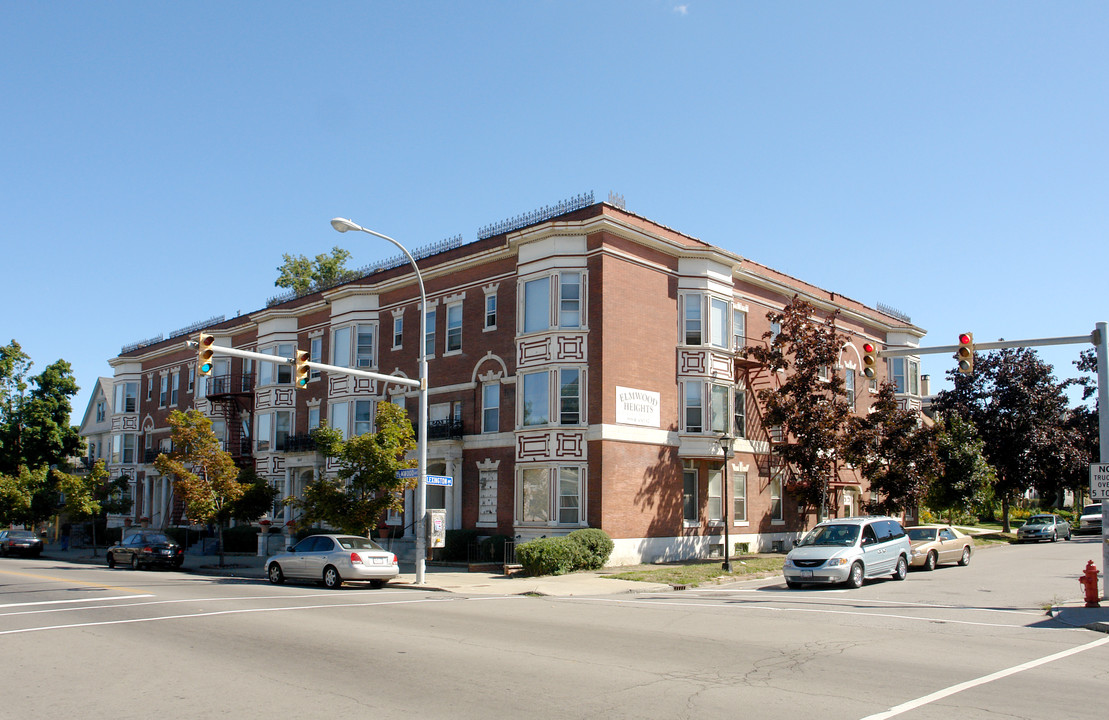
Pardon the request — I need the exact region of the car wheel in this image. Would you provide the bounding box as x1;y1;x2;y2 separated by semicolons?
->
106;552;115;569
958;546;972;566
267;563;285;585
1050;531;1057;542
131;555;141;570
893;556;908;581
923;551;937;572
786;581;803;589
323;565;342;589
846;562;865;589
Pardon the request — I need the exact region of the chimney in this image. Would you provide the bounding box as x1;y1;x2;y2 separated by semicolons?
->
921;374;931;397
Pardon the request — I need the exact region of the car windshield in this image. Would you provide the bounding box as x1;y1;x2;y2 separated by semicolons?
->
142;533;172;544
797;524;859;547
907;528;937;541
337;537;384;551
1083;505;1102;515
1026;516;1052;525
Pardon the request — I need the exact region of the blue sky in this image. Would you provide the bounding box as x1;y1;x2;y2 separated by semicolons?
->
2;2;1105;414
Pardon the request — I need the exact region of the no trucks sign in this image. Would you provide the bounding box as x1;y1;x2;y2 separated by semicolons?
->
1091;463;1109;500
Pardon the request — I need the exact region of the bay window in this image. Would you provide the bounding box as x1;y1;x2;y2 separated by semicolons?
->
516;465;584;526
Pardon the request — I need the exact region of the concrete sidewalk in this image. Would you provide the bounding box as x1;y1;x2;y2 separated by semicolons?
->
39;543;673;597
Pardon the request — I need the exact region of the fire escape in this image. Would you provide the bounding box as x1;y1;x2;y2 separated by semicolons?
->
734;355;786;482
205;372;255;469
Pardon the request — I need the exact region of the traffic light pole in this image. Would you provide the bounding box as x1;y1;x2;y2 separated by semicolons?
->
875;324;1108;599
185;340;420;389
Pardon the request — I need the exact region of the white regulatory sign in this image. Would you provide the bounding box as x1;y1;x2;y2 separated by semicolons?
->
1090;463;1109;500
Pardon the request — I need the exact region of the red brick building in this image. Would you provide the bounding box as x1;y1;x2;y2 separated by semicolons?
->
92;198;925;564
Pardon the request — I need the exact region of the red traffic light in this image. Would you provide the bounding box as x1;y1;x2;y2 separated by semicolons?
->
958;333;971;345
862;343;875;354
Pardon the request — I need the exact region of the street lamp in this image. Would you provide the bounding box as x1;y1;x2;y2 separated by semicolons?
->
718;433;735;573
331;217;430;585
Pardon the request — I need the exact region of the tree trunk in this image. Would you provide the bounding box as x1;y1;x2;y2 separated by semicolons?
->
1001;495;1011;533
217;523;226;567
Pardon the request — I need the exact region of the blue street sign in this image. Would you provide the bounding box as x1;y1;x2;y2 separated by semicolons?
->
395;468;419;479
394;469;453;486
426;474;453;486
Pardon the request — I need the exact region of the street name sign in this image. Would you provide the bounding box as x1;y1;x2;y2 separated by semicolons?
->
426;474;453;486
1091;463;1109;500
395;468;419;479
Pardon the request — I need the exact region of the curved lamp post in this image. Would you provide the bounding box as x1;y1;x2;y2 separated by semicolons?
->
718;433;735;573
331;217;429;585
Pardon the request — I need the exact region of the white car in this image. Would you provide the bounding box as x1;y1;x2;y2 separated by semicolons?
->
1077;504;1103;535
265;534;399;589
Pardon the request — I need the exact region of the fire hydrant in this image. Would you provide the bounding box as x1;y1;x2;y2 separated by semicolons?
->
1079;560;1101;608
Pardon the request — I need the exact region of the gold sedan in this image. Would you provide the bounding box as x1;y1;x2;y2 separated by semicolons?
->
906;525;973;571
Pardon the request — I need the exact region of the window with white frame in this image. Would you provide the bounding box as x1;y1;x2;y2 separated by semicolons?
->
275;344;294;384
709;297;729;348
275;410;292;451
710;384;729;434
559;369;581;425
307;406;321;431
353;400;374;436
684;381;703;433
159;376;168;407
707;465;722;522
734;389;746;439
259;349;274;386
733;308;746;350
770;320;781;343
733;471;747;522
114;382;137;413
559;272;581;328
333;327;351;369
112;433;136;464
171;372;179;405
392;317;403;349
521;371;549;427
844;369;856;410
889;357;920;395
683;461;698;523
188;373;194;394
329;402;348;440
310;337;322;378
683;292;702;345
256;414;272;452
770;470;783;521
355;325;374;368
95;400;106;423
482;383;499;433
484;293;497;330
446;302;462;353
424;309;436;357
516;466;584;526
523;276;550;333
241;358;253;391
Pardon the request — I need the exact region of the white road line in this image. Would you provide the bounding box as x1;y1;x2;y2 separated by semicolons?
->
560;597;1071;630
0;590;406;617
858;635;1109;720
0;595;154;609
682;590;1045;617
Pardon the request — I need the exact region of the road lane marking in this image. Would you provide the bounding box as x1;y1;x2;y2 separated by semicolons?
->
0;595;154;609
0;568;150;595
0;590;415;617
0;594;525;635
559;596;1074;630
683;589;1046;617
858;635;1109;720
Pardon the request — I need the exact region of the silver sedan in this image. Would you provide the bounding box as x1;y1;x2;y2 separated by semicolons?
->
265;534;400;589
1016;514;1071;543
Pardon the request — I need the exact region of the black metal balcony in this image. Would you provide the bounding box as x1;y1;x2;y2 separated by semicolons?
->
424;419;465;441
279;433;318;453
143;449;160;464
207;373;254;396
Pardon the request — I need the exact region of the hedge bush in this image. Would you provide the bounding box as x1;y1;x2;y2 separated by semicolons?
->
517;529;614;576
567;528;614;570
516;536;584;576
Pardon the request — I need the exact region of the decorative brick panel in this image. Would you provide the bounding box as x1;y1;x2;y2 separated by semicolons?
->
556;334;586;362
516;433;550;461
679;350;706;375
555;432;585;459
518;337;551;367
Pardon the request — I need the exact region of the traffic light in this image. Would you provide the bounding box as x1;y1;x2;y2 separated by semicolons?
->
294;349;310;389
956;332;974;374
861;342;879;378
196;332;216;377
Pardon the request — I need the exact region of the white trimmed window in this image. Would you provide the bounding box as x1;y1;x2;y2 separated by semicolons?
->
256;414;272;452
733;308;747;350
159;376;168;407
710;384;729;434
114;382;138;413
707;465;723;522
353;400;374;436
522;272;586;333
482;383;499;433
521;371;549;426
446;302;462;353
523;276;550;333
520;368;584;427
733;471;747;523
770;471;783;521
333;327;351;369
484;293;497;330
684;381;703;433
393;317;403;349
329;401;349;440
559;272;581;328
310;337;322;379
683;460;698;523
424;309;436;357
275;410;292;451
355;325;375;368
516;465;584;526
170;372;179;405
734;389;746;439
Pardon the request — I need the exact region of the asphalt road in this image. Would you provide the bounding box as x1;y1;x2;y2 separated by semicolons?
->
1;535;1105;719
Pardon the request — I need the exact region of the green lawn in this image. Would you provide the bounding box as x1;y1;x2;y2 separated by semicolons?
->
604;556;785;587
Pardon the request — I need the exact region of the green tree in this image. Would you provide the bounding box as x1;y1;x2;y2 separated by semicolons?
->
0;340;83;477
154;409;246;567
275;246;355;295
933;347;1073;531
227;465;279;524
742;295;853;518
845;382;939;516
292;402;417;535
0;465;57;527
926;414;996;523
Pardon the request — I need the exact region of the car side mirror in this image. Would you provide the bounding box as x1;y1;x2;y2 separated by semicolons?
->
286;546;295;552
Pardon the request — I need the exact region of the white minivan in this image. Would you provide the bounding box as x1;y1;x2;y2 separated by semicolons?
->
784;516;911;589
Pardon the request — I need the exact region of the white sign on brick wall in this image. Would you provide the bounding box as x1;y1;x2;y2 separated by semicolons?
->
616;386;660;428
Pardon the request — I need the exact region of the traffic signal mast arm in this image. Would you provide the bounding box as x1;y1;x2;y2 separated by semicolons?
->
876;331;1098;358
185;340;422;389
